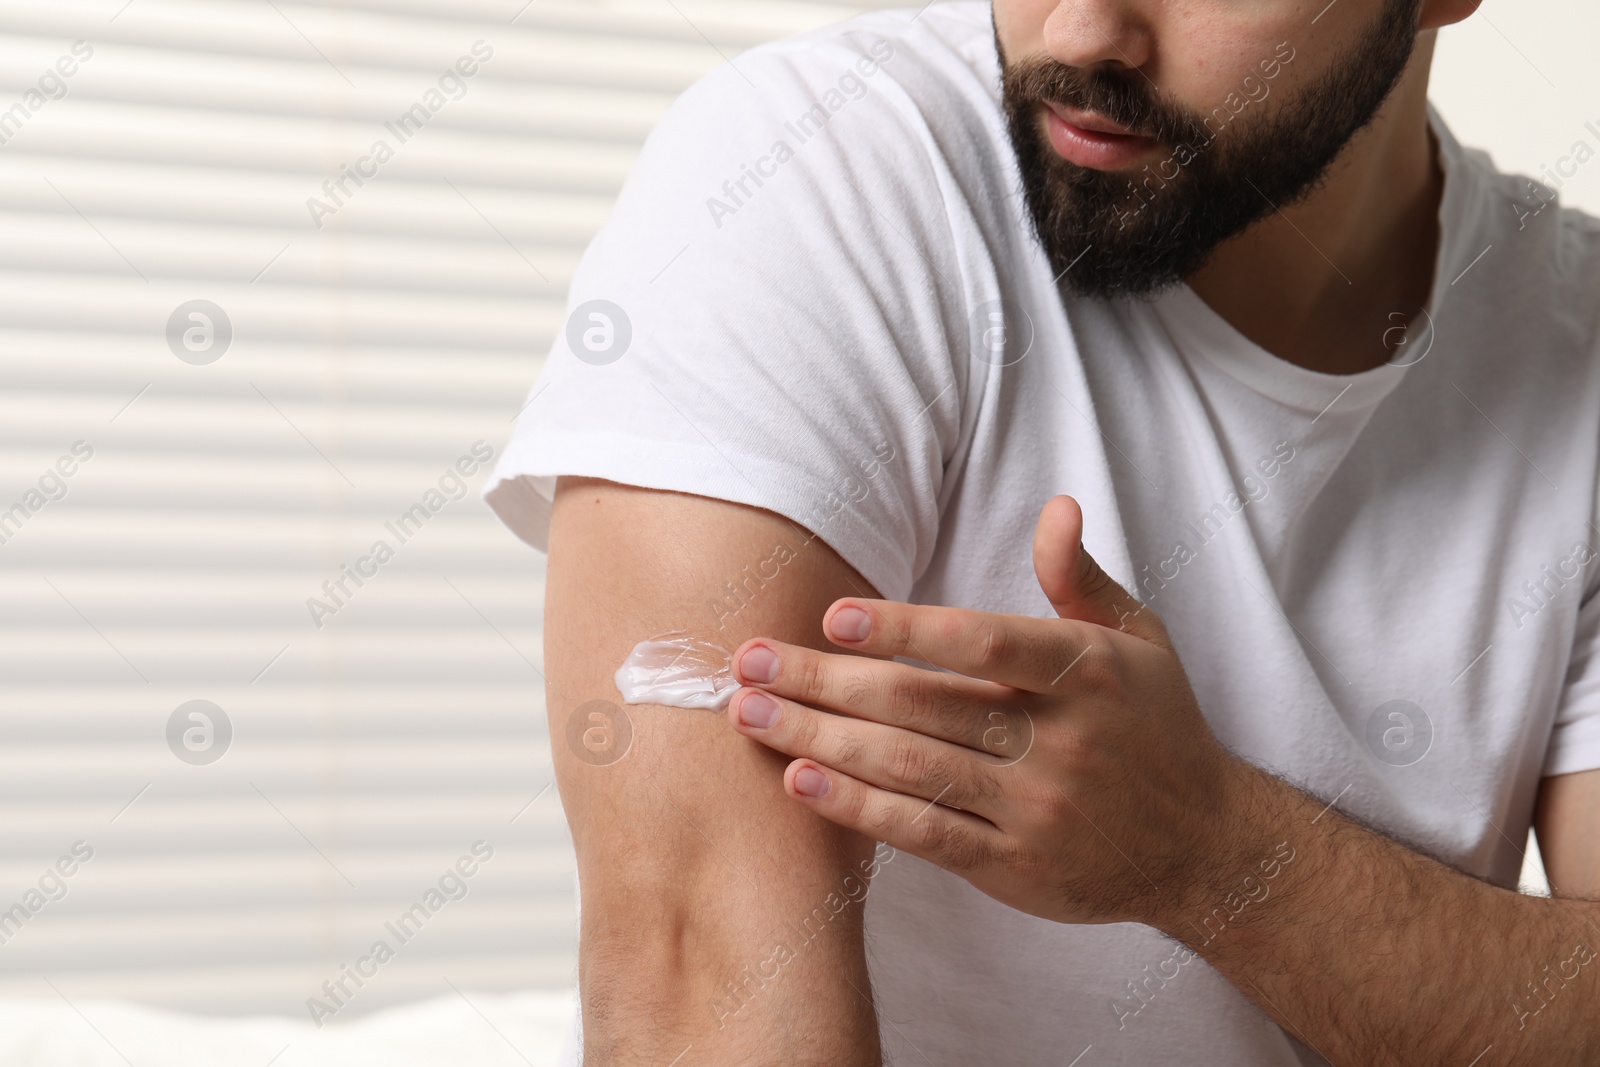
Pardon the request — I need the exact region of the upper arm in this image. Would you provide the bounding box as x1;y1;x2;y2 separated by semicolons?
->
545;475;885;1064
1534;768;1600;899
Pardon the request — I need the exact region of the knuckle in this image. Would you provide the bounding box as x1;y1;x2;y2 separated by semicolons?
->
982;705;1031;759
884;669;919;711
1042;719;1099;776
911;817;983;871
964;764;1002;807
835;779;873;831
972;618;1011;671
785;701;823;749
938;678;972;718
792;651;828;700
1071;646;1121;697
935;680;976;737
1039;780;1078;822
884;732;936;785
886;670;938;730
905;809;947;852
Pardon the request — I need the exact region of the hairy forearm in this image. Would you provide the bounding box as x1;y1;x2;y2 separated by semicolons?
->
1156;764;1600;1066
558;710;887;1066
577;892;882;1065
569;776;886;1065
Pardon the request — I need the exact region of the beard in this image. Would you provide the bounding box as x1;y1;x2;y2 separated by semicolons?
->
998;0;1423;298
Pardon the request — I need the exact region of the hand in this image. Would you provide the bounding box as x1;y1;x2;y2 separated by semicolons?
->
725;495;1256;928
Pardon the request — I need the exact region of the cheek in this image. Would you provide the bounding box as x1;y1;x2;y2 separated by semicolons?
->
1152;7;1307;119
993;0;1058;56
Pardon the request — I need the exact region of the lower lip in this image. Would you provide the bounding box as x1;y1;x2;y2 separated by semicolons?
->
1044;108;1159;170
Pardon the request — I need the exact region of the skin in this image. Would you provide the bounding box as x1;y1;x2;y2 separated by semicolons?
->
730;496;1600;1064
545;477;887;1064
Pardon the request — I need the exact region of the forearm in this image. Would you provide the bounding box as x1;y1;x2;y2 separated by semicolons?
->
578;874;882;1065
1157;764;1600;1065
569;743;885;1064
559;711;886;1066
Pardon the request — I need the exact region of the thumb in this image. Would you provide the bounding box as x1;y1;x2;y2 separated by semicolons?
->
1033;495;1168;647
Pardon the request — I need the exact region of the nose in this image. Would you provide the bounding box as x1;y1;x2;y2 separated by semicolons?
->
1043;0;1154;73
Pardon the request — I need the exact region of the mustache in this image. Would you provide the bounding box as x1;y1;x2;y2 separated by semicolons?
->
1001;56;1209;148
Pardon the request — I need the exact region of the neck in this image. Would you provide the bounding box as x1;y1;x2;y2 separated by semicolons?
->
1186;32;1443;376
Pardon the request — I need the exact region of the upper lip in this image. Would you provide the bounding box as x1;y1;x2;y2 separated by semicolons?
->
1042;101;1148;139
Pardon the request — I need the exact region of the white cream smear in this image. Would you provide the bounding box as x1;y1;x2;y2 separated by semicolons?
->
614;632;740;710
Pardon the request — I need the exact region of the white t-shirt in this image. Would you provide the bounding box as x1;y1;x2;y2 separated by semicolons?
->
485;4;1600;1063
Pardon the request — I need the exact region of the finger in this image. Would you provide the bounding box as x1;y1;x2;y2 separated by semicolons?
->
728;686;1004;818
821;598;1100;692
730;637;1024;754
1033;494;1170;649
781;759;1005;877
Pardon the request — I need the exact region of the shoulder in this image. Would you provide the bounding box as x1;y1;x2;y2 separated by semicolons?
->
1441;116;1600;348
575;1;1029;384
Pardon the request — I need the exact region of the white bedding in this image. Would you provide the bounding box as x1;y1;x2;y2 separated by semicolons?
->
0;990;576;1066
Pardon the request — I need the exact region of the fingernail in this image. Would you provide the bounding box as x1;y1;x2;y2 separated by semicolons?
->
738;690;779;729
794;766;830;797
739;645;779;684
830;606;872;643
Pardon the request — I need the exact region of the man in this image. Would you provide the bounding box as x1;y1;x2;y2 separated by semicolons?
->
487;0;1600;1062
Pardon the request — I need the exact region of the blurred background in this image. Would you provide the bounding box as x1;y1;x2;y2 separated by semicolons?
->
0;0;1592;1049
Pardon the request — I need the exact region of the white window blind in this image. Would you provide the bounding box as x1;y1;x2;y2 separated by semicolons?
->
0;0;900;1019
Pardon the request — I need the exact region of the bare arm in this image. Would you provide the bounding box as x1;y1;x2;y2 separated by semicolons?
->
1537;768;1600;899
1153;763;1600;1065
545;476;885;1065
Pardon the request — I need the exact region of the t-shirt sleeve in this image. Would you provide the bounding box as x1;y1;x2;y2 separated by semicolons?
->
1544;567;1600;776
483;27;971;603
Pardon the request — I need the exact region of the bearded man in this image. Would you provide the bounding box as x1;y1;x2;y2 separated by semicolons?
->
487;1;1600;1062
